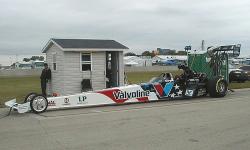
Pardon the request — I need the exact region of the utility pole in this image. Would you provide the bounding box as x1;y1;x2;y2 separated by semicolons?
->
201;40;205;51
15;54;18;63
184;45;192;66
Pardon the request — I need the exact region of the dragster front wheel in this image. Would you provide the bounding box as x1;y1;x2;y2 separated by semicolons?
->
30;95;48;113
24;93;37;103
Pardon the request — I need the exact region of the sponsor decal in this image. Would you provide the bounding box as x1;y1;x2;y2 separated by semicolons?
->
153;83;164;97
48;100;56;106
164;82;175;96
63;98;70;105
113;90;150;100
185;90;194;96
153;82;175;97
98;88;149;103
77;96;87;104
153;82;182;98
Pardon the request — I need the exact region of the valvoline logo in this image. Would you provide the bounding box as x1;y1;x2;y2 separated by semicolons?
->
97;89;150;103
113;90;150;100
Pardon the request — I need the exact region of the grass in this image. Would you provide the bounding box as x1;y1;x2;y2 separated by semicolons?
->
0;72;250;107
0;76;41;107
229;81;250;89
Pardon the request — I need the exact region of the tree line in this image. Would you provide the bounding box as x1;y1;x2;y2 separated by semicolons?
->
23;56;44;62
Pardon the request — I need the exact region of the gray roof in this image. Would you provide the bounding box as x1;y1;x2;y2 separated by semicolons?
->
52;38;128;49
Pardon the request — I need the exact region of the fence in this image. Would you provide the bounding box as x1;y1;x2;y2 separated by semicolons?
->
125;66;178;72
0;66;178;77
0;69;42;77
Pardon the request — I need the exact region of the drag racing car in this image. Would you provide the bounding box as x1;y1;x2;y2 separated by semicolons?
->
5;65;228;114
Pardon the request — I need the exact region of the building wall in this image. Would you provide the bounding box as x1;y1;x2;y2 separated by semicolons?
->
59;51;106;95
63;51;84;95
46;44;124;95
46;46;107;95
46;44;65;96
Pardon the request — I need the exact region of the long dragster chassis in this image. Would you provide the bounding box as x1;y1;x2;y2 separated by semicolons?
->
5;65;228;114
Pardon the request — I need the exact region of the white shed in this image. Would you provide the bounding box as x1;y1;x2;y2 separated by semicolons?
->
42;38;128;96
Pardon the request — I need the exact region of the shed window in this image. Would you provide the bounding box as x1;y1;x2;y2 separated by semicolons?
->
52;53;57;71
81;53;91;71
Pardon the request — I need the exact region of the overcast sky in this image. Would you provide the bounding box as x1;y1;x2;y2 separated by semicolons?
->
0;0;249;56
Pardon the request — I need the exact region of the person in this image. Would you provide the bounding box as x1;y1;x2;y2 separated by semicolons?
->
40;63;51;97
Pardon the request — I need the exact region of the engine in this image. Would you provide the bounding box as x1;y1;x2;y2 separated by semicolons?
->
177;65;208;97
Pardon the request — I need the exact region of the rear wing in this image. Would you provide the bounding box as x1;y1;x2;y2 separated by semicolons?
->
209;44;241;57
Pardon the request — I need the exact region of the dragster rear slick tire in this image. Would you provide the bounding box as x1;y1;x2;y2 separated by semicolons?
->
207;77;228;98
30;95;48;113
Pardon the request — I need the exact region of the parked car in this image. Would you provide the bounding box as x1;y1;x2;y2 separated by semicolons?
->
229;65;248;82
160;59;177;65
239;65;250;72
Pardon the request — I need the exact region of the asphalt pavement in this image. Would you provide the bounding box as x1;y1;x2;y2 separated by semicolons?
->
0;89;250;150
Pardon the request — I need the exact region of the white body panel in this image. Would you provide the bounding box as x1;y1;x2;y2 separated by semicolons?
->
5;84;158;113
47;84;158;110
5;99;31;113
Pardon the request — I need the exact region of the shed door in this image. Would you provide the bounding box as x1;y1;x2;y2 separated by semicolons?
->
106;51;120;88
91;52;106;90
